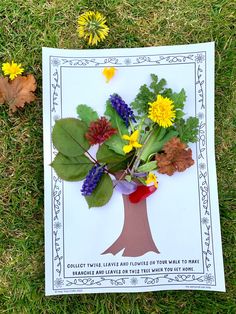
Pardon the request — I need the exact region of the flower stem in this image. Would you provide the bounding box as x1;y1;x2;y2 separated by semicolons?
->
130;126;158;175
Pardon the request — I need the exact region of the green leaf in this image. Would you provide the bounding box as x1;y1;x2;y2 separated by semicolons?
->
105;100;127;136
140;128;178;161
97;143;124;162
137;177;147;185
160;88;174;98
104;101;127;155
140;127;166;161
137;161;157;173
76;104;99;126
97;143;133;173
103;134;125;156
130;84;155;116
175;110;185;120
125;175;132;182
85;173;113;208
175;117;199;143
130;74;168;117
171;89;186;110
52;118;90;157
150;74;167;95
51;153;93;181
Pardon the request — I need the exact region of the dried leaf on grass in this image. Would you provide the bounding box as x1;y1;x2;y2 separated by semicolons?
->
0;74;37;113
156;137;194;176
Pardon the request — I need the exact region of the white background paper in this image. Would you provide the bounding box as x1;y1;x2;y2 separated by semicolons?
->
43;42;225;295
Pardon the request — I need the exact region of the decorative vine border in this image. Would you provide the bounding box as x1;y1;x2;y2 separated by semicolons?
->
49;50;215;292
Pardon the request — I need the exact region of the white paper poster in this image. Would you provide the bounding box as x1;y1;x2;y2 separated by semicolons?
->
43;42;225;295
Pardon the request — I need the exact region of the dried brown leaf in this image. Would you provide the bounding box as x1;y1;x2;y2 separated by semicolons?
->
156;137;194;176
0;74;37;113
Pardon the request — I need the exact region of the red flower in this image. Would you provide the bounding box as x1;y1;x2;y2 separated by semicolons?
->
129;185;157;203
85;117;117;145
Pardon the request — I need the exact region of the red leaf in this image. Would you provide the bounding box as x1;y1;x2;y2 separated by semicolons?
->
128;185;157;203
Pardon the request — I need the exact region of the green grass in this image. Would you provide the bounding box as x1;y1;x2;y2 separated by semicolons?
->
0;0;235;313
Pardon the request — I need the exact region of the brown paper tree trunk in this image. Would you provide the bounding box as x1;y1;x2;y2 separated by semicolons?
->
102;194;160;257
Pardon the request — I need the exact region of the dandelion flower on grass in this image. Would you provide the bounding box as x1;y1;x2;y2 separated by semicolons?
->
148;95;176;128
2;61;24;80
77;11;109;46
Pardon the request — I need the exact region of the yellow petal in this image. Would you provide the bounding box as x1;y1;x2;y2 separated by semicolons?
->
102;67;116;83
130;130;139;141
123;144;133;154
122;134;131;141
145;173;158;188
133;142;142;148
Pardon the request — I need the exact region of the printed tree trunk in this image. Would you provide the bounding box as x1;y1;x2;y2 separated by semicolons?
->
102;194;160;257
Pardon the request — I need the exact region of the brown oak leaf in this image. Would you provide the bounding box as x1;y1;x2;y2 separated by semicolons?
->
0;74;37;113
156;137;194;176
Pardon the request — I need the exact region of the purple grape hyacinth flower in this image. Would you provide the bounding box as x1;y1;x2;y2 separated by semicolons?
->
81;164;104;196
109;94;136;127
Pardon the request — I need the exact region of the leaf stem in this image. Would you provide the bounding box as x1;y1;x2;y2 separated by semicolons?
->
84;151;98;164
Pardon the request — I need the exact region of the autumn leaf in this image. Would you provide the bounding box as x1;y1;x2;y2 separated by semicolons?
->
156;137;194;176
0;74;37;113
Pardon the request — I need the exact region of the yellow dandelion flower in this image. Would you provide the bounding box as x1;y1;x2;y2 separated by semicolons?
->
122;130;142;154
148;95;176;128
77;11;109;46
102;67;116;83
145;172;158;189
2;61;24;80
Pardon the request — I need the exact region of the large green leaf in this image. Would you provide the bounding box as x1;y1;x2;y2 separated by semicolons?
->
140;127;166;161
97;143;133;173
104;101;127;155
51;153;93;181
85;173;113;208
140;128;178;161
104;134;126;156
52;118;90;157
76;104;99;126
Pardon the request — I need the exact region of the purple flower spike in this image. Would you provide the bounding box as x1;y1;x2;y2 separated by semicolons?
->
109;94;136;127
81;164;104;196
